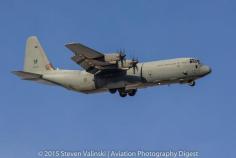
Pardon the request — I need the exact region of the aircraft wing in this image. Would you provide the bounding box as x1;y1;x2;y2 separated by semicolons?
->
65;43;124;75
65;43;104;59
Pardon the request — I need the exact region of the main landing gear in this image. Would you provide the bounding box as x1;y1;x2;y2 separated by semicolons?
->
119;89;137;97
109;89;117;94
188;81;196;87
109;88;137;97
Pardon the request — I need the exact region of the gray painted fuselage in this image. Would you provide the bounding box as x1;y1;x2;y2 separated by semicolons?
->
42;57;211;94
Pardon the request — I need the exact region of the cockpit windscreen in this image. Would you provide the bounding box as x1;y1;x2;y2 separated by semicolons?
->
190;59;200;64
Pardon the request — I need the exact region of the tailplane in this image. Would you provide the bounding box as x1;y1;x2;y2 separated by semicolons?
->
24;36;54;73
12;36;56;85
12;71;42;80
12;70;57;85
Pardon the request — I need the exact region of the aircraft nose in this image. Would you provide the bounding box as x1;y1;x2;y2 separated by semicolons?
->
201;65;212;75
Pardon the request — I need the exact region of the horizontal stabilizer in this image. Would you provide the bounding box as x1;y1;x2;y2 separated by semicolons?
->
12;71;58;86
12;71;42;80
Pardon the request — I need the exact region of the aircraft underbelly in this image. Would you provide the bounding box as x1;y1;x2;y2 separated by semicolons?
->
42;60;197;94
94;75;142;89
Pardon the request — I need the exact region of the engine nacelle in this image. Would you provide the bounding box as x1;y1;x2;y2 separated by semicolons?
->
104;53;122;62
104;53;138;71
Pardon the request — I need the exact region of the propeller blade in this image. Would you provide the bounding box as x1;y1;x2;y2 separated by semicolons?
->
130;57;139;74
118;50;126;67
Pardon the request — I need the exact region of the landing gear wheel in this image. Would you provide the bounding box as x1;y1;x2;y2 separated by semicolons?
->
189;81;196;87
119;91;127;97
128;89;137;96
109;89;117;94
118;88;127;97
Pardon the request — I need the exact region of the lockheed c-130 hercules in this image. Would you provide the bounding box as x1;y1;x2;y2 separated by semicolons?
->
13;36;211;97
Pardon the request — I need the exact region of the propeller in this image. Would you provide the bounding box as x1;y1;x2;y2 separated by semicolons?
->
130;58;139;74
118;49;126;66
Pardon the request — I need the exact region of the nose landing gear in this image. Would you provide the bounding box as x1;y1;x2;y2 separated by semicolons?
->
188;81;196;87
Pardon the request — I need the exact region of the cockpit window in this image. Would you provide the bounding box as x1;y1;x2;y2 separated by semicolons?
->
190;59;200;64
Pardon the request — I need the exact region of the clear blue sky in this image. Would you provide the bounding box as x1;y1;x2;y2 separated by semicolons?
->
1;0;236;157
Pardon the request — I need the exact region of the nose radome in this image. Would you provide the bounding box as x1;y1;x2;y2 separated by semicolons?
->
208;66;212;74
201;65;211;75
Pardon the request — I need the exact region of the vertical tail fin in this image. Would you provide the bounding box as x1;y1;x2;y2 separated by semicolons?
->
24;36;54;73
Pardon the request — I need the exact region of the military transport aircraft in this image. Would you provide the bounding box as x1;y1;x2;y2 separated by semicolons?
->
13;36;211;97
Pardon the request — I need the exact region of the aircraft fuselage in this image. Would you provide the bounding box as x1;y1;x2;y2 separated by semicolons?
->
13;37;212;97
42;57;211;94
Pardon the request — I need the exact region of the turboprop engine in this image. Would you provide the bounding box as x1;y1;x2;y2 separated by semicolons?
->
104;52;126;63
104;52;139;74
